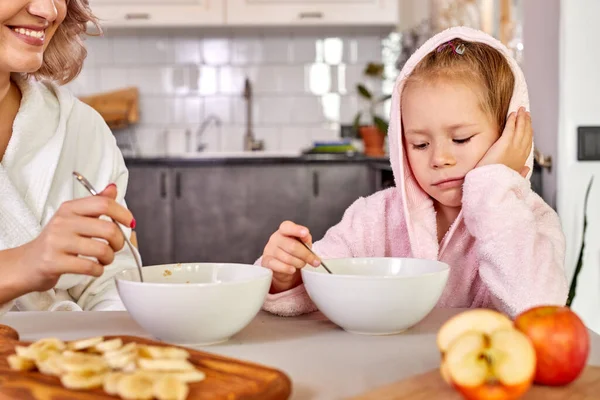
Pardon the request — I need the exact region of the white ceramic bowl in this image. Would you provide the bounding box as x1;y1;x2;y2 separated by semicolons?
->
301;258;449;335
115;263;272;346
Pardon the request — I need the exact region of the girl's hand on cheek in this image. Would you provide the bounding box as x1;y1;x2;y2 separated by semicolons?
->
476;107;533;177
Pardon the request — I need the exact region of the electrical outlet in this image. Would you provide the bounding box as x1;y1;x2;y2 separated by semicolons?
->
578;126;600;161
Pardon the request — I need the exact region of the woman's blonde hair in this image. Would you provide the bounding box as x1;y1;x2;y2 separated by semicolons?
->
404;38;515;131
33;0;101;85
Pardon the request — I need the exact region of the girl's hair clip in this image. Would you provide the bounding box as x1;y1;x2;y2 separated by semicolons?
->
436;41;466;55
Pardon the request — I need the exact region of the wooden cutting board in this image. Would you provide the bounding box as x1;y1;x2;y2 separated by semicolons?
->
0;324;291;400
352;366;600;399
79;87;140;130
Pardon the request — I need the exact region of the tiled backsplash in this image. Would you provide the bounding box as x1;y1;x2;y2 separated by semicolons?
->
68;29;397;156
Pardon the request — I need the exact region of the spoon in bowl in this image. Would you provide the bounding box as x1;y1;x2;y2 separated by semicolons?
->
295;238;332;274
72;171;144;283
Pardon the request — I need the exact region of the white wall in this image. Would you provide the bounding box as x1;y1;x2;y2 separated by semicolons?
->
558;0;600;333
398;0;429;30
522;0;559;208
71;29;389;156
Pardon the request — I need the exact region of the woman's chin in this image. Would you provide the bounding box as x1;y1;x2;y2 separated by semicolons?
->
5;55;44;75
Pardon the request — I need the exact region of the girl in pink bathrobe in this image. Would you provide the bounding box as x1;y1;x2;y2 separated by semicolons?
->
257;27;568;318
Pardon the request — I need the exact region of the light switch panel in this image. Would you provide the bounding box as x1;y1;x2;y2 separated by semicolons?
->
577;126;600;161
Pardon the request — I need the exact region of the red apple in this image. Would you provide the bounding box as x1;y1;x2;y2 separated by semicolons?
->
514;305;590;386
444;329;536;400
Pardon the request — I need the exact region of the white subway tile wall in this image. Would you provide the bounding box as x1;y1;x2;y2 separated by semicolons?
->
70;30;394;156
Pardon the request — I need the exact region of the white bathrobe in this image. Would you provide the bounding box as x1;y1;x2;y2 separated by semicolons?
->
0;74;139;315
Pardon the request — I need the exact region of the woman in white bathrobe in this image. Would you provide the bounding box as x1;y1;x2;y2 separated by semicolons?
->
0;0;139;314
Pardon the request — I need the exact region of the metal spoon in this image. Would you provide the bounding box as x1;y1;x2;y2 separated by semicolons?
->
72;171;144;282
296;238;332;274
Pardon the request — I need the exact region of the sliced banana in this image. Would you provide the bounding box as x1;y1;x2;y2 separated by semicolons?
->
7;355;35;371
36;353;64;376
105;351;137;370
121;362;138;373
103;372;125;396
95;338;123;353
58;352;109;374
68;336;104;351
168;369;206;383
14;345;34;360
106;342;138;359
61;371;107;390
139;345;189;360
138;358;195;372
8;335;206;400
117;372;154;400
30;338;66;352
153;375;189;400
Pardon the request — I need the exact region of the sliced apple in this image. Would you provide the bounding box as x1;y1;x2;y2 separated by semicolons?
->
437;309;513;354
440;359;452;385
445;329;536;400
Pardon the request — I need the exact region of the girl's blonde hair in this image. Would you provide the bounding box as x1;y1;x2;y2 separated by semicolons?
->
33;0;101;85
405;38;515;131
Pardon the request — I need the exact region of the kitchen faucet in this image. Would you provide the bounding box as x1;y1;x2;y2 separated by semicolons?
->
194;114;222;152
243;78;264;152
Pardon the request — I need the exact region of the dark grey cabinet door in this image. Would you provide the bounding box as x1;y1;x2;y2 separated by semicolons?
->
172;165;309;264
124;166;173;266
307;164;372;241
231;165;310;264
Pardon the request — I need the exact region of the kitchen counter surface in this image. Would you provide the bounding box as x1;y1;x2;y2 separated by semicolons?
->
2;308;599;399
124;153;391;167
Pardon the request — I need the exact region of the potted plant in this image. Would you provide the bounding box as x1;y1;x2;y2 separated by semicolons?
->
353;62;391;157
567;176;594;307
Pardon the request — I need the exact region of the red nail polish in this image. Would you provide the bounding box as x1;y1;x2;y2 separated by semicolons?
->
130;218;136;229
106;183;117;189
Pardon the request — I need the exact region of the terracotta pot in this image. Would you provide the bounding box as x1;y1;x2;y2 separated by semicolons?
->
359;126;385;156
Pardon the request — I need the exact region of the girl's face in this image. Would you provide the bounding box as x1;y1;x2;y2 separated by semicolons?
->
402;79;500;208
0;0;67;75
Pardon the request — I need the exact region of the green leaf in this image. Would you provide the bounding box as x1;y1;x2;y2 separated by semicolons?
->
352;112;362;134
567;176;594;307
376;94;392;104
357;84;372;100
373;115;389;136
364;62;385;78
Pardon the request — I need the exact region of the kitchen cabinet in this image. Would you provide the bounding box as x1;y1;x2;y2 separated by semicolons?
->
307;164;372;241
125;166;173;265
171;165;309;264
226;0;398;26
124;162;375;266
238;166;311;263
89;0;225;27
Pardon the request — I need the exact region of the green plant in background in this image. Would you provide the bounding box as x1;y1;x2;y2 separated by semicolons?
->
566;176;594;307
352;62;392;136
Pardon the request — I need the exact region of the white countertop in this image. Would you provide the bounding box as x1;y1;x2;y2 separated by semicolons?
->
2;308;600;400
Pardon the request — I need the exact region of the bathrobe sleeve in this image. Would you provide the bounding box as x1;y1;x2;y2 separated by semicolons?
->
462;164;569;317
65;105;141;312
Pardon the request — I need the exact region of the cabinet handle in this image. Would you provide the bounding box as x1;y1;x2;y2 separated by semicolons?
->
125;13;150;20
312;171;319;197
175;172;182;199
159;172;167;199
298;11;323;19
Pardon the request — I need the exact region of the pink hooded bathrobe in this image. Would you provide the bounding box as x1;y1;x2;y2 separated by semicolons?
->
260;27;568;318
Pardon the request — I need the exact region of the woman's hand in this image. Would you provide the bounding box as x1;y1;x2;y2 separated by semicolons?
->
12;184;135;294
